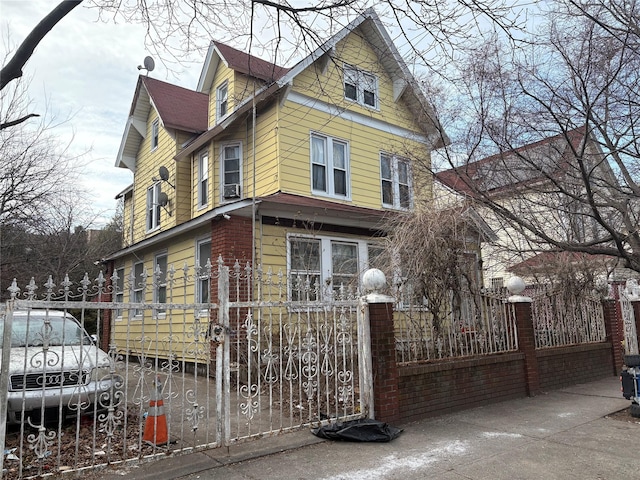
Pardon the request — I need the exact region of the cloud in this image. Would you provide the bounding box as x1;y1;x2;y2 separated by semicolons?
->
1;1;198;226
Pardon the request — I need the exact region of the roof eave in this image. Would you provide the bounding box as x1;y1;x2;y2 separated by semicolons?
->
175;82;282;161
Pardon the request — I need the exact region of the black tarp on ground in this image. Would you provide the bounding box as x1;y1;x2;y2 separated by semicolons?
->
311;419;403;442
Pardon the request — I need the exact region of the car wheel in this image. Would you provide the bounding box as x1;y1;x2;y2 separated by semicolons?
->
624;355;640;367
630;403;640;418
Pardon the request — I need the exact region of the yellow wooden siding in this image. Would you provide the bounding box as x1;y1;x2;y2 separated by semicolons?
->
293;28;424;134
190;144;213;219
112;316;208;363
268;28;432;210
114;229;210;304
207;68;267;127
122;195;134;247
232;73;264;106
129;110;182;244
112;226;212;359
277;103;429;209
174;147;193;224
208;66;235;126
244;103;280;197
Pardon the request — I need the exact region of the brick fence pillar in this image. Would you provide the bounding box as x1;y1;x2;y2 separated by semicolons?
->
603;298;624;373
507;277;540;396
368;301;400;424
361;269;399;424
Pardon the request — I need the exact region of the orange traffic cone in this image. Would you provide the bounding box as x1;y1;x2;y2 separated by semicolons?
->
143;376;168;446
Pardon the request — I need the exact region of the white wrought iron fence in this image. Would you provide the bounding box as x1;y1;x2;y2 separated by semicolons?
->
0;259;366;479
619;281;639;355
393;286;518;363
223;262;363;444
530;287;606;349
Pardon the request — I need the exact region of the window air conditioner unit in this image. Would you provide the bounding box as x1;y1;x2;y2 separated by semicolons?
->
223;183;241;199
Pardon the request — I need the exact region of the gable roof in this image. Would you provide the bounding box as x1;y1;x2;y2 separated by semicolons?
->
142;77;208;132
116;76;208;171
435;128;588;197
178;7;446;161
197;41;290;92
507;251;616;275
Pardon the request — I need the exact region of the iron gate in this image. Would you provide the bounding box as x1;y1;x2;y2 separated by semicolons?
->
1;259;369;479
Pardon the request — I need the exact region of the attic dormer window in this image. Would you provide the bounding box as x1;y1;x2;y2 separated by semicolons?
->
344;65;378;109
217;81;228;121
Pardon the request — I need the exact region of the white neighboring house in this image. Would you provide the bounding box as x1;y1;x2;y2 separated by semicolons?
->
434;128;625;289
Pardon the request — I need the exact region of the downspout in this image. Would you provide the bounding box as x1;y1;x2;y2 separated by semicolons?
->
128;194;134;246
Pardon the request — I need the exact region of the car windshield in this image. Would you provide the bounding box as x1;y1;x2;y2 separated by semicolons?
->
0;315;91;347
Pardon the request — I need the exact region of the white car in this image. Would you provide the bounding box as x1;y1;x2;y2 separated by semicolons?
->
1;310;121;425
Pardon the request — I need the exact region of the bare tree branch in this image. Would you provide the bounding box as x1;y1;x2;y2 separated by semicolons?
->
0;113;40;130
0;1;83;91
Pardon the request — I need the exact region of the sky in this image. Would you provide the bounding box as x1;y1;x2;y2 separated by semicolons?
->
1;0;201;226
1;1;536;228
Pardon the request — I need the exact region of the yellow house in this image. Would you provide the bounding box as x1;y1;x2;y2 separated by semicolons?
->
105;9;443;355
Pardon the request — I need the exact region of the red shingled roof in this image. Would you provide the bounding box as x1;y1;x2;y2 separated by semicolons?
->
507;251;616;274
142;76;208;133
436;128;587;197
214;41;290;82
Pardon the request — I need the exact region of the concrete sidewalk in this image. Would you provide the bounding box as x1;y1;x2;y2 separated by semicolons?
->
100;376;639;480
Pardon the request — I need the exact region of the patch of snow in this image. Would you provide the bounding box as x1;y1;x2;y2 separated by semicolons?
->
557;412;575;418
319;440;469;480
482;432;523;439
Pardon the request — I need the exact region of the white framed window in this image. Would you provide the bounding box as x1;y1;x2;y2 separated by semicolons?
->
381;153;412;210
151;119;159;150
198;150;209;208
287;234;380;300
114;267;124;319
196;238;212;305
216;81;228;120
331;241;359;294
132;261;145;317
221;143;241;200
344;64;378;109
311;133;349;198
289;238;321;301
154;252;168;315
146;182;162;231
367;244;385;270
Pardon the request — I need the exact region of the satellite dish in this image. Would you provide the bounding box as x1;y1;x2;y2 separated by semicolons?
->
158;191;169;207
158;166;170;181
143;56;155;72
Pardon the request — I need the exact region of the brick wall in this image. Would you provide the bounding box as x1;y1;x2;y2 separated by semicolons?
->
207;215;255;380
536;343;614;391
384;296;619;424
211;215;253;267
398;353;526;422
209;214;253;306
